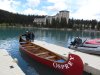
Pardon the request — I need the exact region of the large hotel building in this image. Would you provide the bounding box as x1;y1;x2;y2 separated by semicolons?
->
33;10;69;25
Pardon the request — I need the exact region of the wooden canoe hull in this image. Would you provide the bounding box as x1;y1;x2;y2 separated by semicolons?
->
19;36;83;75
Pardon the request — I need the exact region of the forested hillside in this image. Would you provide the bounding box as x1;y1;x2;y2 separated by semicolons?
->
0;9;45;26
0;9;100;30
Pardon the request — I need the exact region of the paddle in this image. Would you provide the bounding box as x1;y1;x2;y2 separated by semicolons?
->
81;39;87;46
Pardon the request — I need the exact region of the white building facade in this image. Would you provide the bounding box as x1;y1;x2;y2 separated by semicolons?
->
33;17;46;25
33;10;69;25
56;11;69;23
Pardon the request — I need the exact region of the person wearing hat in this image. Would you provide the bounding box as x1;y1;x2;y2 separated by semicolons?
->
22;31;35;42
22;31;31;41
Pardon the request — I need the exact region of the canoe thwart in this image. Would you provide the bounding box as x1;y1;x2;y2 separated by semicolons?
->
45;56;56;59
35;52;49;56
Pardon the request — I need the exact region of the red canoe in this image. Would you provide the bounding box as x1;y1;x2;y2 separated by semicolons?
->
85;38;100;45
19;36;84;75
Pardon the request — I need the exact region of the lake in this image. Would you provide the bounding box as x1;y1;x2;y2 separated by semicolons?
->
0;27;99;75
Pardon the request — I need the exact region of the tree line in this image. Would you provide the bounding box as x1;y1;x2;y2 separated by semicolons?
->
68;18;100;30
0;9;100;30
0;9;45;26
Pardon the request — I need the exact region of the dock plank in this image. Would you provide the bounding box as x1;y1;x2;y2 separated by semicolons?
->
34;40;100;75
0;49;25;75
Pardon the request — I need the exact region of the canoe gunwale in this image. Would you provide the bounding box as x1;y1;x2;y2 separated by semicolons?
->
19;36;84;75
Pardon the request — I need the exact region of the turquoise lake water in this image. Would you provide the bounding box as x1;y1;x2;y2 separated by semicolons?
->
0;27;99;75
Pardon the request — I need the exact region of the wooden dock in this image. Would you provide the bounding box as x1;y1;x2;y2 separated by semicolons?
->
0;49;25;75
34;40;100;75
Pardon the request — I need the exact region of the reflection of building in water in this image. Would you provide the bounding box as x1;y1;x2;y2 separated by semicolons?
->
33;10;69;25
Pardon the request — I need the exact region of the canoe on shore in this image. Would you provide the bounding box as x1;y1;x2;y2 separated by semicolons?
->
19;36;84;75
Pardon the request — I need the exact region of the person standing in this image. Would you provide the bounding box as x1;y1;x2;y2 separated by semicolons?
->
30;32;35;42
22;31;31;41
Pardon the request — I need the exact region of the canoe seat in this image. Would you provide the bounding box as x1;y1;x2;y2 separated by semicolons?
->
26;46;35;47
20;42;27;44
25;46;35;49
32;47;40;50
35;52;49;56
45;56;56;59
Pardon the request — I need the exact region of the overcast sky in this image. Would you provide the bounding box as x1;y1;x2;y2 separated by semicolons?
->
0;0;100;21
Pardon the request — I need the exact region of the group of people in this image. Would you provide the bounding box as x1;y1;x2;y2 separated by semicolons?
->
70;37;82;47
22;31;82;47
22;31;35;42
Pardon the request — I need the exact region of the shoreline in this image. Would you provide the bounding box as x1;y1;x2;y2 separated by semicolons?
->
0;26;100;32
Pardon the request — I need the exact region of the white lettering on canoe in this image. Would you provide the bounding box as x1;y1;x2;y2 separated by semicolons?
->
69;55;74;60
53;55;74;69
